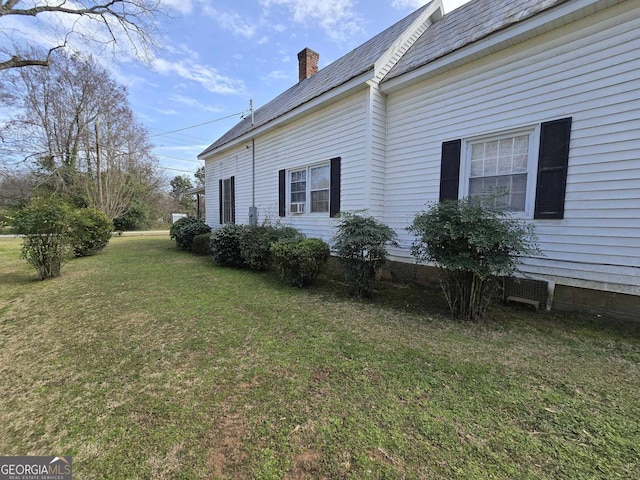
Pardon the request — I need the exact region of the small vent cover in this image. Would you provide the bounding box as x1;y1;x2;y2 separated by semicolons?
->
503;277;549;310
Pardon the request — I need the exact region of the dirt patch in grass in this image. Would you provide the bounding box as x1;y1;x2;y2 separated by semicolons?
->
206;410;249;479
284;449;324;479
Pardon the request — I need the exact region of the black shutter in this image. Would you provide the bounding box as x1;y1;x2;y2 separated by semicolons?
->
278;169;286;217
439;139;462;202
330;157;341;217
218;179;223;224
230;176;236;224
534;117;572;219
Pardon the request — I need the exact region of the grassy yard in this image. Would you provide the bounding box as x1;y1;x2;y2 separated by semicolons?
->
0;236;638;479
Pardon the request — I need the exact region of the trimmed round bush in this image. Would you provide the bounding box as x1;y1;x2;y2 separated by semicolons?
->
169;216;190;242
270;238;330;287
211;223;246;267
69;207;113;257
192;233;212;256
332;212;397;297
239;224;303;271
171;217;211;251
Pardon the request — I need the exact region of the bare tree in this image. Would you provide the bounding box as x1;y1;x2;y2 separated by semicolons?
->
6;50;161;219
86;108;160;220
0;166;35;208
0;0;164;71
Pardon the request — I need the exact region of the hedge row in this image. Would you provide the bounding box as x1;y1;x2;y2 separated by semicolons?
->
210;223;329;287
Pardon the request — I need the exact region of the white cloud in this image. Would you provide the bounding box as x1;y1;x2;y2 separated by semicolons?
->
168;94;223;113
260;0;363;42
152;58;246;95
390;0;427;9
164;43;200;61
161;0;195;15
262;70;290;81
157;109;179;115
202;6;257;38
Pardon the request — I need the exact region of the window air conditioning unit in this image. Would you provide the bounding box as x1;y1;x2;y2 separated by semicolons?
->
290;202;305;214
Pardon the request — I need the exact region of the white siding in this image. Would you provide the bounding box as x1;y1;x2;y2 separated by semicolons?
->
206;91;369;243
385;2;640;294
363;85;387;218
204;145;252;227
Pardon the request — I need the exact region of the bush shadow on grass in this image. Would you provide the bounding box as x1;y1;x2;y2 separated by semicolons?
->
0;270;41;286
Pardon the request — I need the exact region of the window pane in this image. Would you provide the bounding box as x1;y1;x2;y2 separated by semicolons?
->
471;143;484;161
514;135;529;155
513;154;528;173
498;138;514;158
484;156;497;176
310;165;330;190
485;140;499;159
291;192;305;203
311;190;329;213
470;159;483;176
497;155;513;175
291;170;306;183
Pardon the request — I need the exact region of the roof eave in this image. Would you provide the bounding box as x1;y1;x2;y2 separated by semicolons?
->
199;69;374;161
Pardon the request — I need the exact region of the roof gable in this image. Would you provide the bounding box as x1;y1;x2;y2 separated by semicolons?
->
199;2;436;157
385;0;571;82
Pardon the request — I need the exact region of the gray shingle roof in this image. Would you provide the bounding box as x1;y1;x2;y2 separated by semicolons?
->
384;0;569;81
199;0;570;158
199;2;433;157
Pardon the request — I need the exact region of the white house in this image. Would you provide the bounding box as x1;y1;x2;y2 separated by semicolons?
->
199;0;640;318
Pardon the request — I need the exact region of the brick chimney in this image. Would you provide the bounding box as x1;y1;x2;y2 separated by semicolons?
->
297;48;319;82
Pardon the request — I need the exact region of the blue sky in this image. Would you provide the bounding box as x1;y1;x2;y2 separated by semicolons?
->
4;0;471;181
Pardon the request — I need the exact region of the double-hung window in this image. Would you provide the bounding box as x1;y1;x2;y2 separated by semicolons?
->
279;157;341;218
441;117;572;220
466;130;534;212
289;164;330;214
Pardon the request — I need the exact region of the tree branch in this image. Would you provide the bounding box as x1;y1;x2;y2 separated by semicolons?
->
0;1;163;71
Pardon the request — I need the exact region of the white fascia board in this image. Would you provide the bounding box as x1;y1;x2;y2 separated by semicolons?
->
380;0;615;94
199;70;373;161
372;0;444;83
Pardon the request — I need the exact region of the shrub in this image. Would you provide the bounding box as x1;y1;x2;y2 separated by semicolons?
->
171;217;211;251
407;197;540;321
113;201;151;231
239;224;303;271
211;223;246;267
332;213;398;297
271;238;330;287
13;197;74;279
69;208;113;257
192;233;212;256
170;216;190;242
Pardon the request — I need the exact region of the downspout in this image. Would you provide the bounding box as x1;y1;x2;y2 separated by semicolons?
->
249;138;258;225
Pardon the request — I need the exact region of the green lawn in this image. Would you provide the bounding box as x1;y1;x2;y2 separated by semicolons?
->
0;236;638;479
